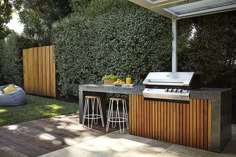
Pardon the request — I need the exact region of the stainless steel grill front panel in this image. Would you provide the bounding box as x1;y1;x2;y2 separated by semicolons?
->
143;88;190;101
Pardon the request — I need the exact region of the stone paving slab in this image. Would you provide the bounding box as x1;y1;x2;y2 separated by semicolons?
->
40;125;236;157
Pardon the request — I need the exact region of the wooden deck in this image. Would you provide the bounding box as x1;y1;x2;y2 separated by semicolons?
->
0;114;111;157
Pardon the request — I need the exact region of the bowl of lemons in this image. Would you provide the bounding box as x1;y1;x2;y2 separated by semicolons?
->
113;79;125;86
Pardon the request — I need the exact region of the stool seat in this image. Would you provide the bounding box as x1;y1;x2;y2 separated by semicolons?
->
109;98;126;101
85;96;99;99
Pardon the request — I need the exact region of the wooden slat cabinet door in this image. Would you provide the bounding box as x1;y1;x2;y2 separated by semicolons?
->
128;94;212;151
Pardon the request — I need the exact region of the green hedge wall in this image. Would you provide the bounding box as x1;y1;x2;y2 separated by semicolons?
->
53;0;172;96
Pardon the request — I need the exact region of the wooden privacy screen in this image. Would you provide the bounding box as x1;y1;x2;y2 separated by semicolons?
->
129;95;212;151
23;46;56;97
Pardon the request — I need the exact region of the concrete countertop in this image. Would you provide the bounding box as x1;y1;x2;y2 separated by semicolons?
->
191;88;232;99
79;84;144;95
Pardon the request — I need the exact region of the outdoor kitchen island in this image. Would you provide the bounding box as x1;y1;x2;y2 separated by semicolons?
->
79;84;232;153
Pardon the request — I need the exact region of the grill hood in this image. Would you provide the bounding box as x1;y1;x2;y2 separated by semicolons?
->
143;72;194;87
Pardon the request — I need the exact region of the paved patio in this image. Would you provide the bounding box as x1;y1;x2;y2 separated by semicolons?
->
40;126;236;157
0;114;235;157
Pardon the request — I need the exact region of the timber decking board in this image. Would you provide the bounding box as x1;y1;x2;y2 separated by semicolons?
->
129;94;212;151
0;115;110;157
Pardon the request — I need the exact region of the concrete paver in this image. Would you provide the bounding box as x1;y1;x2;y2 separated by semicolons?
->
40;125;236;157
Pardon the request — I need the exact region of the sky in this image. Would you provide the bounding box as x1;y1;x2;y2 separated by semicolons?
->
7;12;24;34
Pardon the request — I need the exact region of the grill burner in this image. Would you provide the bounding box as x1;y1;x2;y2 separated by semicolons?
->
143;72;198;101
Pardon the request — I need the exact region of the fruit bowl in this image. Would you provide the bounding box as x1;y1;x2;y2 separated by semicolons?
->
113;79;125;86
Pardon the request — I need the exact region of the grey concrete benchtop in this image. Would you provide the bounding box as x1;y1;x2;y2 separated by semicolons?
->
191;88;232;100
79;84;144;95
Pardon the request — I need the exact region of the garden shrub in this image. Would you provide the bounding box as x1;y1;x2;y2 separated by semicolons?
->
178;12;236;86
0;32;38;87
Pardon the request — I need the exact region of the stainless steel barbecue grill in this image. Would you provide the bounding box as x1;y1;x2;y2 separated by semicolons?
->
143;72;198;101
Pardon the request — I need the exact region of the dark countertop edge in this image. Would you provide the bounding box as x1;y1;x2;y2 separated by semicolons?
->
79;84;144;88
191;88;232;93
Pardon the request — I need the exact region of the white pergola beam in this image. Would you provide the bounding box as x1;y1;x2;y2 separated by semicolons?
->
172;19;177;72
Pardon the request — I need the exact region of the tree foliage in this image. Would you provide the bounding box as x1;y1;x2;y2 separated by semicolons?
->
178;12;236;88
14;0;72;45
0;0;13;39
0;32;38;86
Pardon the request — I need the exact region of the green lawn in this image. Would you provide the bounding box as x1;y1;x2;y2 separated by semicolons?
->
0;95;79;126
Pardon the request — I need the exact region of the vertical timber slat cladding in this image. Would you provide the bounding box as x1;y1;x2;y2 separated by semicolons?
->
190;99;193;147
200;99;204;149
173;103;176;143
152;101;155;139
128;94;212;151
179;103;183;145
38;47;43;95
186;102;190;146
23;49;28;92
163;101;167;141
193;98;197;147
42;47;46;95
208;100;212;150
157;101;161;140
23;46;56;97
46;46;50;96
128;95;132;134
161;101;164;141
176;102;180;144
203;99;208;150
28;48;33;94
34;48;39;95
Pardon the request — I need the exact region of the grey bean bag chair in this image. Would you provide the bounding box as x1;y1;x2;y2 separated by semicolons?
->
0;85;26;106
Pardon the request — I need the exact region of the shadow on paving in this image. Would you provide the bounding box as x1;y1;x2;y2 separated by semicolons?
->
0;114;115;157
39;125;236;157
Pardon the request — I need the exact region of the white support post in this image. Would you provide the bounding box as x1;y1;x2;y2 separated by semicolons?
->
172;19;177;72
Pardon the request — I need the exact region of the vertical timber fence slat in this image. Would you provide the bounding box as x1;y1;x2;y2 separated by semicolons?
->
23;46;56;98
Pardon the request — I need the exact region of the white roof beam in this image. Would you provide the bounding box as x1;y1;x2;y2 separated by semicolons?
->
176;4;236;19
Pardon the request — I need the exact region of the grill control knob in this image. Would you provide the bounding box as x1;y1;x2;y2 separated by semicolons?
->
178;89;183;93
165;88;168;92
173;89;178;92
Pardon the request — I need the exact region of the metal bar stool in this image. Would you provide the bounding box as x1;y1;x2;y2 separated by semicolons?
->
82;96;104;129
106;98;129;133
